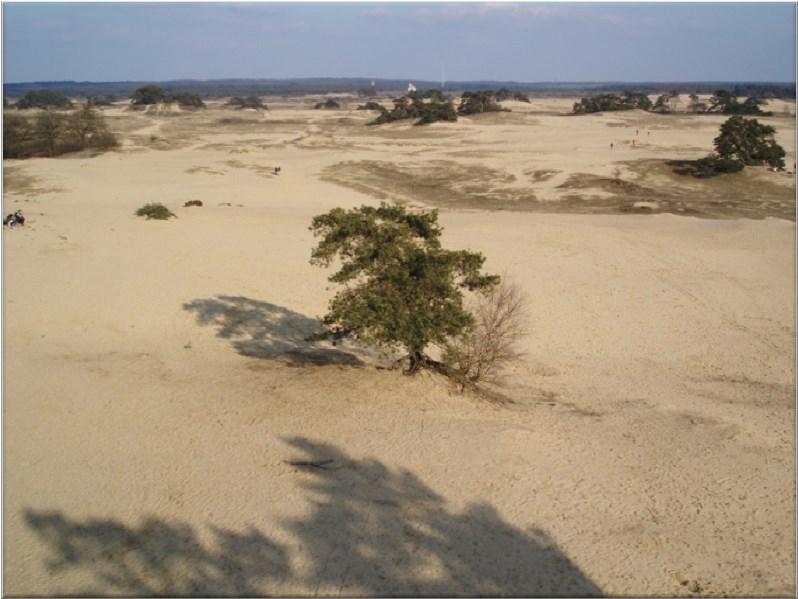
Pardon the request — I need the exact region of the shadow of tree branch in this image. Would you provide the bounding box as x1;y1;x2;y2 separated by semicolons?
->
182;295;365;367
23;438;602;597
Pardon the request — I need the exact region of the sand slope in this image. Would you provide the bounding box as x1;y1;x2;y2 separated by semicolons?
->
3;97;795;596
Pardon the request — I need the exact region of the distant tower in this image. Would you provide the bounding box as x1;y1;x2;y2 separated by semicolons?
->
441;62;445;90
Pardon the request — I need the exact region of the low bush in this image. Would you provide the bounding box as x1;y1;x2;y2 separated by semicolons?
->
357;101;383;111
693;155;745;177
443;279;528;388
135;203;176;220
226;96;267;110
183;200;203;207
314;98;341;110
16;90;73;110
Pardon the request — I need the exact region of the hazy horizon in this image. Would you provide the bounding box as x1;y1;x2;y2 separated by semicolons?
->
3;2;796;84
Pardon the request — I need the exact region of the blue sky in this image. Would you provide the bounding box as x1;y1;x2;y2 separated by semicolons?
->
3;2;795;83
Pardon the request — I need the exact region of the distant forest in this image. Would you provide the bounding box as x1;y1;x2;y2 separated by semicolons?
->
3;78;795;100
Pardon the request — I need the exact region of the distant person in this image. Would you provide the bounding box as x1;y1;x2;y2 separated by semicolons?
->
635;129;639;136
273;167;281;175
610;142;614;150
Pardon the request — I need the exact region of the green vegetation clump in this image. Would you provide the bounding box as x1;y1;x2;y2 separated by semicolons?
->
130;85;167;106
572;92;652;114
692;155;746;177
457;91;506;115
16;90;73;110
708;90;771;115
171;93;205;109
135;203;176;220
314;98;341;110
357;101;383;111
183;200;203;207
226;96;267;110
495;88;530;103
309;202;498;374
714;116;785;167
369;92;457;126
86;95;116;107
671;116;785;178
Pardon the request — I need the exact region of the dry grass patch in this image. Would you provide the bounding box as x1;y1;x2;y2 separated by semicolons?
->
321;160;539;210
3;166;64;196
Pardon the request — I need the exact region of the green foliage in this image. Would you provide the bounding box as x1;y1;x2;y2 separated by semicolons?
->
314;98;341;109
16;90;73;110
692;155;745;177
369;93;457;126
495;88;530;103
357;101;383;111
226;96;267;109
135;203;176;220
708;90;771;115
457;91;505;115
171;92;205;109
309;203;499;371
131;85;166;106
183;200;203;207
86;95;115;107
572;92;652;114
714;116;785;167
650;93;673;114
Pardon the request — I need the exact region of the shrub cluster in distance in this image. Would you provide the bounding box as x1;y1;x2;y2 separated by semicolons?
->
3;106;118;159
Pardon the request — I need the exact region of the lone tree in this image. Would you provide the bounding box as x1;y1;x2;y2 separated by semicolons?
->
309;203;499;373
130;85;166;106
714;116;785;168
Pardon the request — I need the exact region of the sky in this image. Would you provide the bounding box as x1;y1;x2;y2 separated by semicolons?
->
2;2;796;83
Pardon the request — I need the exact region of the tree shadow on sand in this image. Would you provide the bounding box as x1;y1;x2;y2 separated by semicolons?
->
23;438;602;597
182;295;364;366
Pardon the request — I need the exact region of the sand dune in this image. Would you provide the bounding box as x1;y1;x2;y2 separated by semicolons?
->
3;96;795;596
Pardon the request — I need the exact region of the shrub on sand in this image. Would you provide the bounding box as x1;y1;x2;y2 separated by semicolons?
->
443;279;528;389
135;203;176;220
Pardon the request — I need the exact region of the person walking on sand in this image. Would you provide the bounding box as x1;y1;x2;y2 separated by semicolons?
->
610;142;614;150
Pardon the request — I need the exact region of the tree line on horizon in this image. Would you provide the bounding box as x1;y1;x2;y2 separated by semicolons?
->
363;88;530;126
4;79;794;102
572;89;776;116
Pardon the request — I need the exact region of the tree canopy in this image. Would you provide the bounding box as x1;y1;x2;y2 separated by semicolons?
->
713;116;785;168
708;90;771;115
369;93;457;126
16;90;73;110
226;96;267;110
314;98;341;110
572;92;652;114
309;203;499;372
458;91;505;115
130;85;167;106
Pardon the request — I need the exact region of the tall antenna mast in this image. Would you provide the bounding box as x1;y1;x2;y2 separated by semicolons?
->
441;61;445;90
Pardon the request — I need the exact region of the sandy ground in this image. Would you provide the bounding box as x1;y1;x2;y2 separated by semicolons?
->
3;96;795;596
